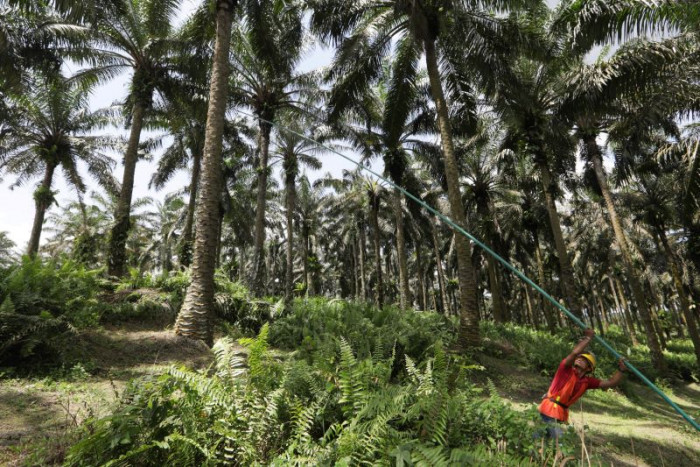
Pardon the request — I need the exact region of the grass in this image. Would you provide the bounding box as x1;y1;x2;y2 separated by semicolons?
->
1;309;698;466
0;324;212;466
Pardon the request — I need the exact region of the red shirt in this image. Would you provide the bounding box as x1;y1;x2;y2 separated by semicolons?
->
549;358;601;396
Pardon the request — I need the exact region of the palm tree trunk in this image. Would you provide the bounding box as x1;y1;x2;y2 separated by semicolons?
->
302;223;309;296
27;162;57;257
534;238;557;332
424;37;480;348
284;160;296;311
535;158;583;321
370;195;383;308
393;190;410;309
174;0;235;345
416;242;427;311
352;239;359;298
358;223;367;301
180;149;202;267
252;119;273;296
616;277;640;338
596;293;610;333
524;286;536;328
608;275;639;345
589;144;666;373
432;219;449;315
476;199;506;323
658;229;700;364
485;254;505;323
107;101;146;277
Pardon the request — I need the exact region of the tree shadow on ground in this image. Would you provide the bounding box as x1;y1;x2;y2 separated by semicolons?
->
0;388;65;443
75;329;213;377
582;382;700;429
590;430;700;466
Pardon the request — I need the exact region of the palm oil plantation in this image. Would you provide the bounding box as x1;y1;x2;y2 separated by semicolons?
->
1;0;699;465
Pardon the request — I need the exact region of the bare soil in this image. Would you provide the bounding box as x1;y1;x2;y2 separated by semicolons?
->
0;325;213;466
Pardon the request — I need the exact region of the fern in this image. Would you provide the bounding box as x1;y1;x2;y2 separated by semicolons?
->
412;443;450;467
338;337;367;416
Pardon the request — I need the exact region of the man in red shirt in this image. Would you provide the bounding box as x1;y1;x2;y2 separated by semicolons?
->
539;328;627;439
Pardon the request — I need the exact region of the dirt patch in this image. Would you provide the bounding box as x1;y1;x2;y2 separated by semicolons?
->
0;327;213;466
80;327;212;374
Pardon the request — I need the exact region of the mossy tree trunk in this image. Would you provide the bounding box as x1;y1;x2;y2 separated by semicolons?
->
27;161;57;257
108;101;146;277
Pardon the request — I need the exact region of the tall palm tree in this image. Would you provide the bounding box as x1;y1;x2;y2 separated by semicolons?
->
269;115;323;309
459;121;525;324
655;124;700;282
486;30;585;321
175;0;238;345
228;0;315;296
149;94;208;268
0;75;116;256
621;157;700;366
561;35;698;373
319;170;381;303
75;0;183;277
296;175;327;296
329;71;436;309
311;0;545;348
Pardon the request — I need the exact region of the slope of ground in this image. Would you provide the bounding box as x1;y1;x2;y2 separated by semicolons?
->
0;324;213;466
1;322;698;466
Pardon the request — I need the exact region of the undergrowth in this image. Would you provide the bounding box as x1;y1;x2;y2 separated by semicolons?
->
0;257;109;366
65;326;555;466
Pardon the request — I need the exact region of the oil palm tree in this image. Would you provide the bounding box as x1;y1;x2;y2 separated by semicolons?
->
0;75;116;256
561;35;698;373
149;96;207;268
329;69;436;309
175;0;238;345
310;0;546;348
228;0;316;296
459;120;526;324
269;115;323;309
319;170;384;304
74;0;184;277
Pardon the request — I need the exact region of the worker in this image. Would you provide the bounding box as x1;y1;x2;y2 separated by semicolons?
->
539;328;627;439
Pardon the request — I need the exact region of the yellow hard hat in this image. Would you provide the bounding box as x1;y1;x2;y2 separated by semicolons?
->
579;352;597;372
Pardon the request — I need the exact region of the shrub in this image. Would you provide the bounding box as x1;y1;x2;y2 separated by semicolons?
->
0;257;108;366
155;270;191;312
268;298;455;367
66;329;550;466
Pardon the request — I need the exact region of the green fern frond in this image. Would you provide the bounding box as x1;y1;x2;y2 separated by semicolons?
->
338;338;367;415
411;443;450;467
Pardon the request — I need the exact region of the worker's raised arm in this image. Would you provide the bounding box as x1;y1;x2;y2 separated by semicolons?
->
599;359;627;389
563;328;595;367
